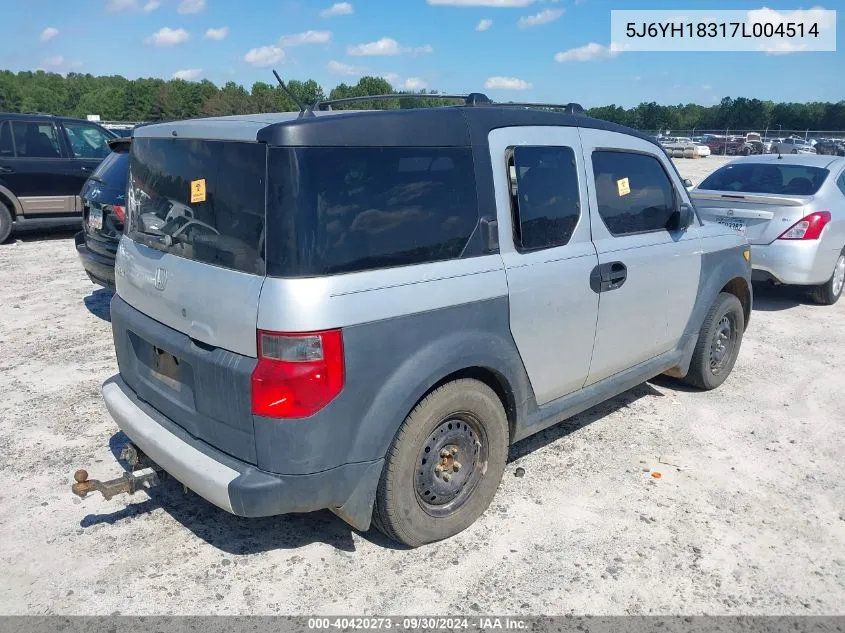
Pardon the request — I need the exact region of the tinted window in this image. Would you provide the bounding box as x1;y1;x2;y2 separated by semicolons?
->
699;162;829;195
509;145;580;250
127;138;266;275
266;147;479;277
837;173;845;197
592;151;676;236
90;148;129;189
11;121;61;158
64;122;111;159
0;121;13;158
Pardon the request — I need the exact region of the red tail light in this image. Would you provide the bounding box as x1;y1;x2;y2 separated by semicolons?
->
777;211;831;240
112;204;126;222
251;329;344;419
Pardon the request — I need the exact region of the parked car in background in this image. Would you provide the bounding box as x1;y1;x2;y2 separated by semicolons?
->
75;137;130;289
770;137;816;155
706;135;745;156
692;155;845;304
0;113;116;243
814;138;845;156
762;137;779;153
79;99;751;547
695;143;711;158
742;133;765;155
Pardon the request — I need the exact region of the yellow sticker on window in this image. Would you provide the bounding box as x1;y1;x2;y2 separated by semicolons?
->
190;179;206;203
616;177;631;197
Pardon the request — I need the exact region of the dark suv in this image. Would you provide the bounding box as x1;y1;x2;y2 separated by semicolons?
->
75;137;130;289
0;113;116;243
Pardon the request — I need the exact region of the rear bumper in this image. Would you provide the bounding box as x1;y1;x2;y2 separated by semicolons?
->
75;231;116;290
101;375;382;519
750;240;839;286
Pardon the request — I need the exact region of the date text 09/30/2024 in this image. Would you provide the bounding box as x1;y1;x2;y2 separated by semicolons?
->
307;617;528;630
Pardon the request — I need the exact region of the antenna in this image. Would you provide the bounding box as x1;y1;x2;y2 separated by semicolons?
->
272;70;313;117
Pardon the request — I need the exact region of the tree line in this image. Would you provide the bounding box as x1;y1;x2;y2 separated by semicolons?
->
1;69;844;132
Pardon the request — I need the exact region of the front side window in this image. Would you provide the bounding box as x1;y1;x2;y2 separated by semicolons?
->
11;121;61;158
63;122;111;159
592;150;676;236
266;146;480;277
508;145;580;251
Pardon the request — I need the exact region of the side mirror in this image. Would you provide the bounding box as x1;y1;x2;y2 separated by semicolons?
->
683;178;693;189
668;202;693;232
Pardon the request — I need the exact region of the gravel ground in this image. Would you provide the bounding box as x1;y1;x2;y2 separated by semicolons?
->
1;155;844;616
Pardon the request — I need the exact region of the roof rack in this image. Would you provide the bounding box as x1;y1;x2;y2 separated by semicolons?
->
310;93;585;115
312;92;490;111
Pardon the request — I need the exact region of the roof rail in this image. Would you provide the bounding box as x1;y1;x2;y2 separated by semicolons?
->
312;93;488;111
493;102;585;115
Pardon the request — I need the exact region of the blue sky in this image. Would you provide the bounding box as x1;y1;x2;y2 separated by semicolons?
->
1;0;842;107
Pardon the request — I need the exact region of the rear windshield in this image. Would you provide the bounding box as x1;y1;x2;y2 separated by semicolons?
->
127;138;266;275
266;146;481;277
698;162;829;196
90;148;129;189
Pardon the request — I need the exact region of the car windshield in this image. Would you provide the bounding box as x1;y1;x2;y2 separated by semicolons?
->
698;162;829;195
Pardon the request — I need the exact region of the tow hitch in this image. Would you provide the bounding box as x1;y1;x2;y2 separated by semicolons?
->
72;443;166;501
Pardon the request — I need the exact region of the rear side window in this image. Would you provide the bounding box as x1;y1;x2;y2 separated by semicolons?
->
699;163;829;196
837;173;845;197
592;151;676;236
90;148;129;189
508;145;580;251
127;138;266;275
266;147;479;277
11;121;62;158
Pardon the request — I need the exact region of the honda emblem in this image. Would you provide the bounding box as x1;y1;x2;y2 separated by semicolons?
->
154;268;167;291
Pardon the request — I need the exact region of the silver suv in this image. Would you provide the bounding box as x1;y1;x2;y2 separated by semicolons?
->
86;95;752;547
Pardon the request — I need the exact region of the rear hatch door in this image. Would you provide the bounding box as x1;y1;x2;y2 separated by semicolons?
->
113;136;267;463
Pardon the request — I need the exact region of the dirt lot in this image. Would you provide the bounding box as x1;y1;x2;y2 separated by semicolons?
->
1;155;844;616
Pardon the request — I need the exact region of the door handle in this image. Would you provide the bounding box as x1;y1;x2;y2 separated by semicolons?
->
0;166;12;174
589;262;628;293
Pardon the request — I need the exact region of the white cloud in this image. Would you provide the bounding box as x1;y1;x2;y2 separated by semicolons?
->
43;55;65;67
327;60;366;75
747;7;836;31
518;8;563;27
280;30;332;46
702;83;712;90
485;76;532;90
476;18;493;31
143;0;160;11
40;27;59;42
146;27;190;47
173;68;203;80
760;41;809;55
403;77;427;90
554;41;623;62
177;0;206;14
205;27;229;40
347;37;433;56
106;0;136;11
320;2;353;17
427;0;534;6
381;72;402;84
244;45;284;67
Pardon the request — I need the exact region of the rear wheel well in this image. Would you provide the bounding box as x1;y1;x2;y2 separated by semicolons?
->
424;367;517;443
721;277;751;326
0;191;15;218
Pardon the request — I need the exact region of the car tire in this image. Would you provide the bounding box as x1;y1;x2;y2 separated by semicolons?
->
0;200;12;244
791;148;798;154
682;292;745;391
810;252;845;306
372;378;509;547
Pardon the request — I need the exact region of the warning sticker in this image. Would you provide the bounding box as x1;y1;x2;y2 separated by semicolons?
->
190;179;207;203
616;177;631;197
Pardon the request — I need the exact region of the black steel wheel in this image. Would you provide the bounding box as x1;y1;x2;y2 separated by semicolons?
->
373;378;508;547
682;292;745;390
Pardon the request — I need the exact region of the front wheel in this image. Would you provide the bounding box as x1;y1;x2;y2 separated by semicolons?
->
810;252;845;305
372;379;509;547
682;292;745;390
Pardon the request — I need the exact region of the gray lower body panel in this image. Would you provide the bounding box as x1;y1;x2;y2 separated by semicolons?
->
103;375;383;518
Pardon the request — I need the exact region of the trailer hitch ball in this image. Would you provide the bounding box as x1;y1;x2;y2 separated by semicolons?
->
74;469;89;484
